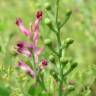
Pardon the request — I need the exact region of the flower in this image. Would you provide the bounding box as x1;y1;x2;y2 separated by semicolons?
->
16;18;31;37
32;11;44;64
15;11;48;79
42;59;48;66
39;59;48;70
16;41;32;57
17;61;35;78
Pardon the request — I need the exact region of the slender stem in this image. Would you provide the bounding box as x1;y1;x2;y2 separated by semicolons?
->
56;32;61;55
58;67;63;96
56;0;59;24
59;11;72;29
57;32;61;46
63;65;75;78
58;80;63;96
49;26;57;33
55;0;63;95
56;14;63;96
56;0;61;55
49;46;59;56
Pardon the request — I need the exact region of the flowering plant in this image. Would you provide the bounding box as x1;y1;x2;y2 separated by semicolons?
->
16;11;47;79
15;0;77;96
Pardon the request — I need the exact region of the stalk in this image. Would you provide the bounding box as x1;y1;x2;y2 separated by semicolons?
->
55;0;63;95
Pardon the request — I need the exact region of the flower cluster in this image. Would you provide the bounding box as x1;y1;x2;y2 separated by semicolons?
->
15;11;47;78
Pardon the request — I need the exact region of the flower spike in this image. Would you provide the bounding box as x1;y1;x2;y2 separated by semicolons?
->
16;10;44;64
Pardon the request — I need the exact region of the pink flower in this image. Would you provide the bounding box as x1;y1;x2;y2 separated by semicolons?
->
16;18;31;37
33;46;44;64
17;61;35;78
41;59;48;66
32;11;44;63
39;59;48;70
16;41;32;57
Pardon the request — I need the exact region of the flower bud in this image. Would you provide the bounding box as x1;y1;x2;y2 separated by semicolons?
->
44;18;52;26
71;62;78;69
50;70;59;81
44;39;52;46
49;55;55;63
65;38;74;45
66;9;72;17
60;57;68;64
44;2;51;10
36;10;43;19
42;59;48;66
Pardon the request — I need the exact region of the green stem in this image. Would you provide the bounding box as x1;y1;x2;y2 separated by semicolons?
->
49;26;57;33
55;0;64;96
58;80;63;96
59;11;72;29
56;0;59;25
56;28;62;57
58;60;64;96
63;68;72;77
38;77;46;91
49;46;59;56
57;22;63;96
56;0;60;26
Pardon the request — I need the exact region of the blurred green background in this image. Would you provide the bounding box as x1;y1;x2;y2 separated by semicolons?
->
0;0;96;96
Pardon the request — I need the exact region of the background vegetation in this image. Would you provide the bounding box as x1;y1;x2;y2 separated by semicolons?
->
0;0;96;96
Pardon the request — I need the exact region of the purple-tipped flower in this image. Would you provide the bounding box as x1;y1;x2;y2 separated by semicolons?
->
17;41;25;48
16;41;32;57
16;18;31;37
36;11;42;19
32;11;44;63
17;61;35;78
39;59;48;70
42;59;48;66
32;11;43;47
